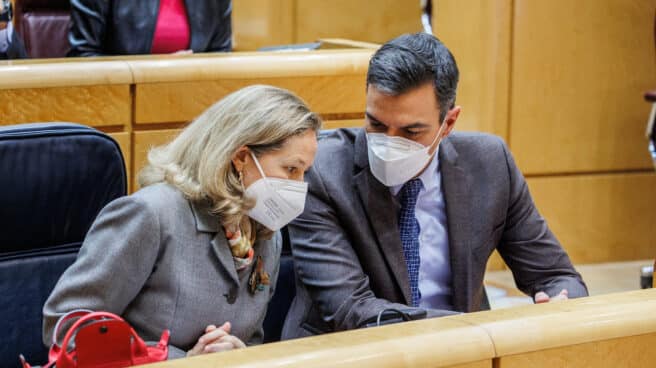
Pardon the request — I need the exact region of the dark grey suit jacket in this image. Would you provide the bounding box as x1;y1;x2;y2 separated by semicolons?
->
282;128;587;339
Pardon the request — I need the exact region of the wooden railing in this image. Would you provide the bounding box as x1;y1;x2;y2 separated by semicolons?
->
148;289;656;368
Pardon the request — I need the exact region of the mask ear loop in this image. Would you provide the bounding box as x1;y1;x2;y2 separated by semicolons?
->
430;119;448;148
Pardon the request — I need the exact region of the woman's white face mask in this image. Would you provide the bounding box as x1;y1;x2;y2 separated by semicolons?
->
244;152;308;231
366;122;447;187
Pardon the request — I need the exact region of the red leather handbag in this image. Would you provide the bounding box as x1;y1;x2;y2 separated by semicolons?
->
21;310;170;368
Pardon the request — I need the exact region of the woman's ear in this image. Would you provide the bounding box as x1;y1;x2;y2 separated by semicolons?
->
231;146;250;172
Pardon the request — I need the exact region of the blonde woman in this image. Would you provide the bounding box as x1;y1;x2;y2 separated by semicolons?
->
43;85;321;358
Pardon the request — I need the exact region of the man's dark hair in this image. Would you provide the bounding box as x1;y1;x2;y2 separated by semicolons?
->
367;33;459;121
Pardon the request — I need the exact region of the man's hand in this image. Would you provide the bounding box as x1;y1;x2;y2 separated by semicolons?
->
187;322;246;357
534;289;569;303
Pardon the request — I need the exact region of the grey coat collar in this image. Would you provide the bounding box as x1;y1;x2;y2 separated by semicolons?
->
190;199;221;233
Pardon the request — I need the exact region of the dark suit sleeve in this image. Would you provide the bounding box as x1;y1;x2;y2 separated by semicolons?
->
68;0;110;57
207;0;232;52
289;167;454;333
497;140;588;299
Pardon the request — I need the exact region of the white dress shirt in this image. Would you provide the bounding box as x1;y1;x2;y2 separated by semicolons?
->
391;149;453;310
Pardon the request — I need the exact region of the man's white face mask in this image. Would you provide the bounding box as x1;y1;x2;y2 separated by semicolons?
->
245;152;308;231
366;121;447;187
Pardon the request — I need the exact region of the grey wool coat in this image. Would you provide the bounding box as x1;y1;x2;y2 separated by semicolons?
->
43;183;281;353
282;128;587;339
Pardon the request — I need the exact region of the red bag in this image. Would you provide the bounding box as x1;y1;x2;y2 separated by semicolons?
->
21;310;170;368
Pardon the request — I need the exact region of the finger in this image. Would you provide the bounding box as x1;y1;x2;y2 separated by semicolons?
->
198;327;229;345
218;321;231;334
205;324;217;333
203;342;234;353
219;334;246;349
187;341;205;357
534;291;550;303
550;290;569;302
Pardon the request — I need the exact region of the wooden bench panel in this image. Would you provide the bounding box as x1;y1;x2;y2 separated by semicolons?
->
498;333;656;368
132;129;183;190
0;85;131;127
509;0;656;174
527;172;656;263
134;75;366;124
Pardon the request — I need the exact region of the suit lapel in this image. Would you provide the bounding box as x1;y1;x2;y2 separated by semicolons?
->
353;130;411;305
190;200;239;285
439;138;474;312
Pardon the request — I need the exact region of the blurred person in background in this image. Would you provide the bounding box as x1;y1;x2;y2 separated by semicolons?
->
68;0;232;56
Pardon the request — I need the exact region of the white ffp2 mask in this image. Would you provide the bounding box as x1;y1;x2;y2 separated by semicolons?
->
366;123;446;187
245;152;308;231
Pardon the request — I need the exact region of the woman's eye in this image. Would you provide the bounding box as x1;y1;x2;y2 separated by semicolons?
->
287;167;298;174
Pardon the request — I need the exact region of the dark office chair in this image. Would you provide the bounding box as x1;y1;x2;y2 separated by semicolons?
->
12;0;71;58
0;123;127;367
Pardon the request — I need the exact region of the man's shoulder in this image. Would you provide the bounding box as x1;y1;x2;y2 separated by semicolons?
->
314;127;361;166
446;131;508;159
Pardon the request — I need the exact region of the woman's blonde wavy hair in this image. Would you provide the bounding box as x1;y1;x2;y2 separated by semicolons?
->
138;85;322;239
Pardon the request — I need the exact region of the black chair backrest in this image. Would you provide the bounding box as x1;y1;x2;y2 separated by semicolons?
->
0;123;126;367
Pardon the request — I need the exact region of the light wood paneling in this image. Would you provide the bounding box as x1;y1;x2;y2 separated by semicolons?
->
454;289;656;356
446;361;490;368
527;172;656;263
486;250;506;271
295;0;422;45
498;333;656;368
232;0;294;50
510;0;656;174
323;118;363;130
135;75;366;124
433;0;512;140
107;132;131;192
0;61;132;89
0;85;131;126
149;318;494;368
132;129;182;190
127;50;373;83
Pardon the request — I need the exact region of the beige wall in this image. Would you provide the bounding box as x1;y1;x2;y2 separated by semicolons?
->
435;0;656;269
233;0;422;50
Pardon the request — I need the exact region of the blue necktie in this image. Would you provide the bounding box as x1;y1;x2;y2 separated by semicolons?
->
398;178;423;307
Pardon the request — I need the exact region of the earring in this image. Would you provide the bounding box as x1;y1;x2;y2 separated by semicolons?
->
238;171;245;189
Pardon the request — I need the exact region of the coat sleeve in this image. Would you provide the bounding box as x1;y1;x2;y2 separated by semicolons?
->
68;0;110;56
42;195;161;346
206;0;232;52
496;139;588;299
289;166;455;333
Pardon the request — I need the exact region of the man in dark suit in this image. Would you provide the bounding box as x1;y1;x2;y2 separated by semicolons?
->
282;33;587;339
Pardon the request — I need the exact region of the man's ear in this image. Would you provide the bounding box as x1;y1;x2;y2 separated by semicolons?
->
231;146;250;173
442;105;461;137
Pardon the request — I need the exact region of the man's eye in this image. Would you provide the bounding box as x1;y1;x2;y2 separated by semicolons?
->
406;130;422;136
369;120;384;128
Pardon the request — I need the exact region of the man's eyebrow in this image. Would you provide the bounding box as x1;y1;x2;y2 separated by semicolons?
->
402;122;431;130
365;112;387;126
366;113;430;130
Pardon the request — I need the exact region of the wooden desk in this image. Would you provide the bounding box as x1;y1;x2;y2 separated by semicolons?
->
148;289;656;368
0;49;373;191
485;259;655;309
